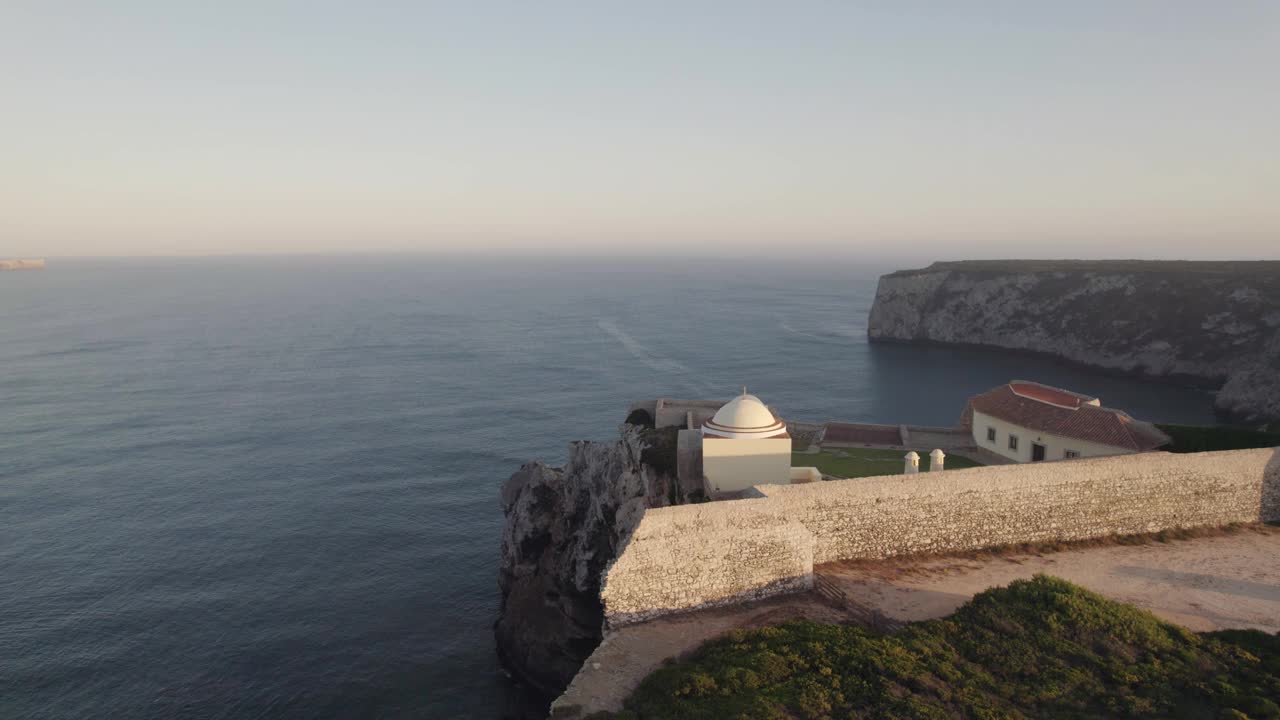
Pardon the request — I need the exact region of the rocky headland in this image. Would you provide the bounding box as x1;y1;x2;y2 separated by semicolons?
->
0;258;46;270
868;260;1280;425
495;424;685;698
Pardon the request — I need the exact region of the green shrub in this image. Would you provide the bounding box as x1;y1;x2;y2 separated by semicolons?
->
600;575;1280;719
639;426;680;478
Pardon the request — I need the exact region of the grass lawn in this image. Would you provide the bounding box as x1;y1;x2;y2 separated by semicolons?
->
793;448;982;479
600;575;1280;720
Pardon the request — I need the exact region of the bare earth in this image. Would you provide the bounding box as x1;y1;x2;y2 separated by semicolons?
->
552;528;1280;718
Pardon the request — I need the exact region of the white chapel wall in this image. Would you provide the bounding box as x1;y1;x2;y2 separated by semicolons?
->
701;437;791;494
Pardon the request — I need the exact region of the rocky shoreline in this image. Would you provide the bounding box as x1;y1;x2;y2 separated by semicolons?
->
867;260;1280;426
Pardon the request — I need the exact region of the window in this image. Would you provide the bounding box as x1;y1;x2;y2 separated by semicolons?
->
1064;449;1080;459
1008;434;1019;451
986;427;997;443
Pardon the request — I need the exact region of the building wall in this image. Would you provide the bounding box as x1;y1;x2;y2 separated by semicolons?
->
701;437;791;494
654;399;723;429
676;429;705;497
600;447;1280;626
970;409;1134;462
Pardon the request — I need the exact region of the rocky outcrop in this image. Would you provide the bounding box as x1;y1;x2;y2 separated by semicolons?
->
0;258;45;270
495;424;682;698
868;260;1280;425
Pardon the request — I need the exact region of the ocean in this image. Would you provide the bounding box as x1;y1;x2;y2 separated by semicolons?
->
0;257;1217;719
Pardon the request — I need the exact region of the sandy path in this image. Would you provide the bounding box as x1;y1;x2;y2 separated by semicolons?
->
823;528;1280;633
551;528;1280;718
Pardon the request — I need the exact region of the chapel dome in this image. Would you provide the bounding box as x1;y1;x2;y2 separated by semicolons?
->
702;393;788;440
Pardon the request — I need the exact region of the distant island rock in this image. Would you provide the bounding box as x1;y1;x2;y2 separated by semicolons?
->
867;260;1280;425
0;258;46;270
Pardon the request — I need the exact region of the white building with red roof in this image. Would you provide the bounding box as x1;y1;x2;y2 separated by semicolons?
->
961;381;1171;463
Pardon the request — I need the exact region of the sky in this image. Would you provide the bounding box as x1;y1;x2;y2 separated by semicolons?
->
2;2;1278;260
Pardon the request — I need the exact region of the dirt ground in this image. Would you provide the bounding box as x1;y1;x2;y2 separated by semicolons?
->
551;527;1280;718
821;525;1280;633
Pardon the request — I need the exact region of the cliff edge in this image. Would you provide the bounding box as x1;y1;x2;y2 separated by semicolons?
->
867;260;1280;424
495;424;682;698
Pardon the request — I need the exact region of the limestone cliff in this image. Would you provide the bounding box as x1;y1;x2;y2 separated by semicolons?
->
868;260;1280;424
495;424;681;697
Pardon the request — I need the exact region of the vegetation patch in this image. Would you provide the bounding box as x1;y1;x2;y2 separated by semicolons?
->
639;426;680;479
1157;423;1280;453
602;575;1280;719
795;448;982;479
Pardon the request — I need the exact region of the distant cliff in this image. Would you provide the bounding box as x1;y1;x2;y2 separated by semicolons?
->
867;260;1280;425
0;258;46;270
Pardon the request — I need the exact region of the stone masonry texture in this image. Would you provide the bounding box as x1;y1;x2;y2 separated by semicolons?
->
600;447;1280;626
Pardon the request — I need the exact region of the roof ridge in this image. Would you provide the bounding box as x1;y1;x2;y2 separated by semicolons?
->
1009;379;1097;400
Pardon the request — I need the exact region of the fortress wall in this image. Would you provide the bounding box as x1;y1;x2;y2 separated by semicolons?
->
756;447;1279;564
600;504;813;626
601;447;1280;626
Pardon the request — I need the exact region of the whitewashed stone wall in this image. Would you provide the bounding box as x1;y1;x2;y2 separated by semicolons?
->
600;505;813;626
600;447;1280;626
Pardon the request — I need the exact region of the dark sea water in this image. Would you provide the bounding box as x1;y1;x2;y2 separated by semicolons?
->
0;257;1217;719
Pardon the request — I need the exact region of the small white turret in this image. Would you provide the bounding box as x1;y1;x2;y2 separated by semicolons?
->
929;448;946;472
903;451;920;475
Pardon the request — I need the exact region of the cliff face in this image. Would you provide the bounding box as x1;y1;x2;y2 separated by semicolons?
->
867;261;1280;424
495;424;681;697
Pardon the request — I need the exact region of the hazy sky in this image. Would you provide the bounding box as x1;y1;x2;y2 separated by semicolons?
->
3;2;1278;259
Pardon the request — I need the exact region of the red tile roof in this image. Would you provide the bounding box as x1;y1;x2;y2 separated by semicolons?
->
961;382;1170;452
1008;382;1093;409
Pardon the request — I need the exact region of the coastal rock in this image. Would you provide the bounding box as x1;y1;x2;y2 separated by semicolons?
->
495;424;681;697
867;260;1280;425
0;258;46;270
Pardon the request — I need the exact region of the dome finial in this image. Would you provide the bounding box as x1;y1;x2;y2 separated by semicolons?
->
742;385;747;397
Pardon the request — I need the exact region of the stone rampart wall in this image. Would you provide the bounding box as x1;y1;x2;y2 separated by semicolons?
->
601;512;813;626
600;447;1280;626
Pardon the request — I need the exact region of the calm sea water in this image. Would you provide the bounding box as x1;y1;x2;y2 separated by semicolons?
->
0;257;1216;719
